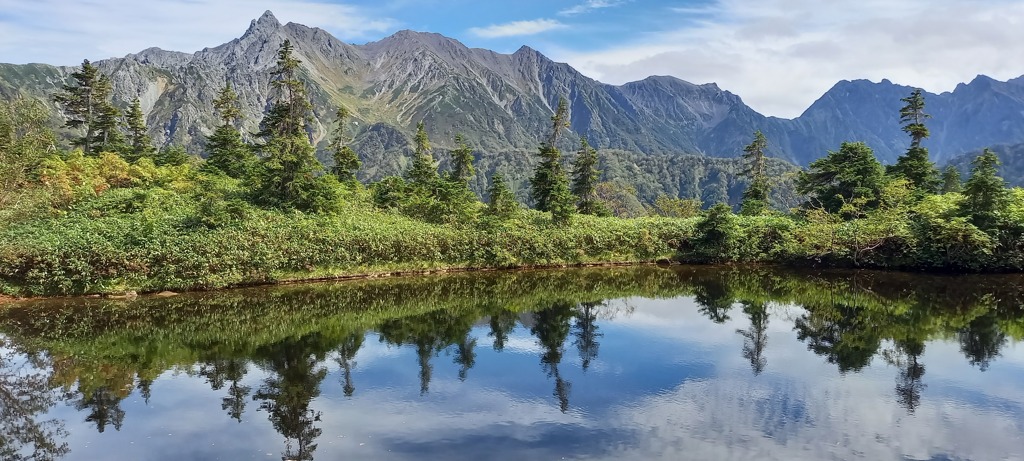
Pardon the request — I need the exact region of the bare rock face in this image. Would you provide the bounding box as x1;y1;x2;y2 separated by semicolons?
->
3;9;1024;177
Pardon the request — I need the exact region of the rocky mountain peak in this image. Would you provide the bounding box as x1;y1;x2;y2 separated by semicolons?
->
243;10;282;38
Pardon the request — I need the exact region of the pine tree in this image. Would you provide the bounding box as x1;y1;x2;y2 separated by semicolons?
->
250;40;330;210
123;98;155;162
739;130;770;215
887;89;939;192
487;173;519;218
960;149;1009;233
405;121;438;186
530;97;571;211
205;82;252;178
548;176;576;225
257;40;312;140
93;103;125;155
797;141;886;215
941;165;963;194
53;59;115;156
449;134;475;185
570;137;606;215
329;106;360;183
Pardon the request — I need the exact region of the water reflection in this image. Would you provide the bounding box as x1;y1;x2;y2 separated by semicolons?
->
0;266;1022;460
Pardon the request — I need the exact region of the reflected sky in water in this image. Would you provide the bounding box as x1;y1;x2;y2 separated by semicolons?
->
2;267;1024;460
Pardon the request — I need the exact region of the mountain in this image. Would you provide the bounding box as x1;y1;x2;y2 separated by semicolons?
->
2;11;1023;193
947;142;1024;188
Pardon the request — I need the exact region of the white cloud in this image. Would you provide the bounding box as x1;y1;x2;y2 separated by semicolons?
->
559;0;627;16
468;19;567;38
552;0;1024;118
0;0;397;65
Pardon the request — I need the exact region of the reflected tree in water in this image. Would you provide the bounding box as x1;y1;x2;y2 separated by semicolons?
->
572;302;603;372
198;358;251;422
694;278;735;323
794;301;881;373
453;333;477;382
488;309;519;352
0;343;69;461
531;302;575;413
335;333;363;397
253;334;331;461
736;301;769;375
958;309;1007;371
885;339;927;413
378;309;477;395
73;386;126;434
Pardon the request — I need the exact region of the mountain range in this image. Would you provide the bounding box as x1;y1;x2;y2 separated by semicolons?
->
2;10;1023;198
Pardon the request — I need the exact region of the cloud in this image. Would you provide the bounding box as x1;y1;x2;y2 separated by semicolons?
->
0;0;397;65
552;0;1024;118
468;19;567;38
559;0;627;16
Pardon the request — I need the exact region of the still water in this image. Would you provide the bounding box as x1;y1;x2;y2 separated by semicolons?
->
2;266;1023;460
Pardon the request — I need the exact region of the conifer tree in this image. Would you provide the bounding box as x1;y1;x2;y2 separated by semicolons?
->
530;97;571;211
486;173;519;218
739;130;770;215
887;89;939;192
54;59;116;156
205;82;252;178
123;98;155;162
941;165;963;194
329;106;360;183
960;149;1009;233
405;121;438;185
570;137;606;215
797;141;885;215
93;103;125;154
250;40;330;210
449;134;475;185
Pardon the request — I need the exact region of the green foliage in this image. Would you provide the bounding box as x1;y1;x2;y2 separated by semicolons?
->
689;203;739;262
650;195;701;219
530;98;571;212
548;176;576;225
257;40;312;140
448;134;475;185
0;98;55;210
941;165;963;194
123;98;155;162
52;60;115;156
329;107;360;184
740;130;770;215
797;142;885;216
154;145;192;167
405;122;438;185
595;181;645;218
570;138;608;216
888;89;939;193
203;125;252;178
960;149;1009;234
249;133;333;212
212;81;243;126
486;174;519;219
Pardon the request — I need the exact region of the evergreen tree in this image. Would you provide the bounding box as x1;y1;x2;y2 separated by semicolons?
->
941;165;963;194
739;130;770;215
250;40;333;211
530;97;571;211
960;149;1009;233
205;82;252;178
570;137;607;215
486;173;519;218
329;106;361;183
257;40;312;140
797;141;886;215
887;89;939;192
405;121;437;185
449;134;475;185
93;103;125;155
549;177;576;225
123;98;155;162
53;59;115;156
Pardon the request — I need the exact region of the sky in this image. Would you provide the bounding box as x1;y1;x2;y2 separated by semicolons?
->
1;0;1023;118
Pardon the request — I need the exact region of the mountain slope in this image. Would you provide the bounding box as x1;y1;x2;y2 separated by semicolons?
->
1;10;1023;176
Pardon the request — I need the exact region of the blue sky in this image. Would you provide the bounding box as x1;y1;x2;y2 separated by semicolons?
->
1;0;1023;117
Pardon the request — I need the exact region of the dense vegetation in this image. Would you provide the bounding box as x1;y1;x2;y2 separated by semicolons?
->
1;45;1022;296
